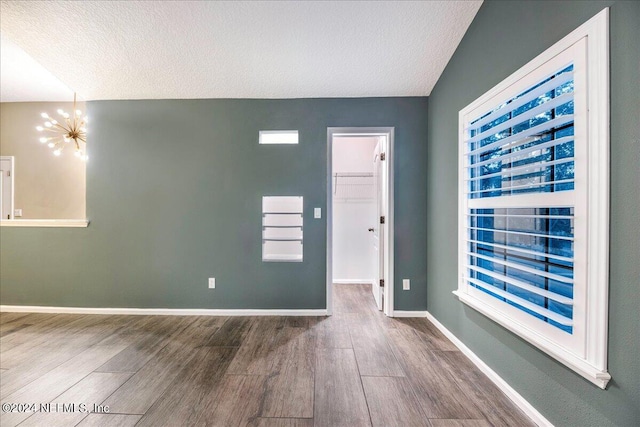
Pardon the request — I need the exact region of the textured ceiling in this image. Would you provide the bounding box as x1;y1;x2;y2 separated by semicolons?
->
0;0;482;101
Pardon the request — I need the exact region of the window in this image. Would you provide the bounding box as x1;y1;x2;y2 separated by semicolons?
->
455;9;609;388
259;130;299;145
262;196;303;262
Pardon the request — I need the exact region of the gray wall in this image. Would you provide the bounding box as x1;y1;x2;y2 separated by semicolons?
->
426;1;639;426
0;97;428;311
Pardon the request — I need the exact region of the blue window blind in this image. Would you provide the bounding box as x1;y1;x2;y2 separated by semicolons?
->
464;64;575;333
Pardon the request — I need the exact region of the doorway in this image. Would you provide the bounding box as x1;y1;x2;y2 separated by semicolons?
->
327;127;394;316
0;156;15;220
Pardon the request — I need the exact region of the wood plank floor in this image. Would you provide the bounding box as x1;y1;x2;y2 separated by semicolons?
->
0;285;534;427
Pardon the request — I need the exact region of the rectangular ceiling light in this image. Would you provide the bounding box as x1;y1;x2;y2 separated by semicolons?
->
259;130;299;145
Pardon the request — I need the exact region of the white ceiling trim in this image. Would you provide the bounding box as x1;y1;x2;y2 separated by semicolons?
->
0;0;482;101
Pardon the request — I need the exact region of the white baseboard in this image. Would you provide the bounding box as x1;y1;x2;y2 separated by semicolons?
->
393;310;428;317
333;279;374;285
0;305;328;317
426;312;553;427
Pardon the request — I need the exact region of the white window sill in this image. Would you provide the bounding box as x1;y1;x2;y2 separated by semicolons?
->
0;219;89;228
453;290;611;389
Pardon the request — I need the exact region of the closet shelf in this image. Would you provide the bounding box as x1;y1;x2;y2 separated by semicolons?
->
333;172;374;200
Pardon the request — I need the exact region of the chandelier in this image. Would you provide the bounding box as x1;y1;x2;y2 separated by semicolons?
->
36;93;87;161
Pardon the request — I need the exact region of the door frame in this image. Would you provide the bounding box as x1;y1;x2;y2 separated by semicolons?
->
326;127;394;317
0;156;15;220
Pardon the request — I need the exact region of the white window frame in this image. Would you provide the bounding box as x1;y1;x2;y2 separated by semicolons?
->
454;8;610;388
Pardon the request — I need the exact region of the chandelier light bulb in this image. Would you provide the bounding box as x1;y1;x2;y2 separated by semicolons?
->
63;112;70;118
36;126;44;131
44;121;52;127
39;137;48;143
48;142;55;148
51;119;58;125
74;150;81;157
83;116;88;123
41;112;49;119
57;109;64;115
76;110;82;116
53;149;61;156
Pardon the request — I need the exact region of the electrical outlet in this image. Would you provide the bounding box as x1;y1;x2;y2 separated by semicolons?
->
208;277;216;289
314;207;321;219
403;279;410;290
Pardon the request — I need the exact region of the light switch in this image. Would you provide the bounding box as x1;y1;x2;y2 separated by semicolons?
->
14;209;22;217
403;279;410;290
314;208;321;219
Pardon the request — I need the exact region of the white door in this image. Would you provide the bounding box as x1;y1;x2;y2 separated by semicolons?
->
371;137;387;310
0;157;14;220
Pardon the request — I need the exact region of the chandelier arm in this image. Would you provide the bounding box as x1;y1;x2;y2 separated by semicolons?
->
52;122;71;133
